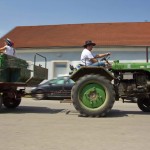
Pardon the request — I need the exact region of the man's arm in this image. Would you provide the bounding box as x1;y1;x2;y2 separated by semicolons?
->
95;53;110;58
0;46;6;52
90;58;98;63
90;53;110;63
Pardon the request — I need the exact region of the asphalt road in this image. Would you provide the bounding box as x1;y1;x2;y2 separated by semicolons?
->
0;98;150;150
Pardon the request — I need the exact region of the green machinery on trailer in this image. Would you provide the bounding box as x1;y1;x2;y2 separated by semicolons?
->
0;53;48;110
70;57;150;117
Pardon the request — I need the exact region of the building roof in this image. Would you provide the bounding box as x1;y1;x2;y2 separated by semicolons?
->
0;22;150;48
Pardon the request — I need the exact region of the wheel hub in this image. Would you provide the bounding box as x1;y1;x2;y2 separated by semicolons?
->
86;88;99;101
80;83;106;108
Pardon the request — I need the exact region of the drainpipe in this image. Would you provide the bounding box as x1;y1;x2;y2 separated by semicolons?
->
146;46;149;62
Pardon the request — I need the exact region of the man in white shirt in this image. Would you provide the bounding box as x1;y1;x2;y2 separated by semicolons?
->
80;40;110;66
0;38;16;56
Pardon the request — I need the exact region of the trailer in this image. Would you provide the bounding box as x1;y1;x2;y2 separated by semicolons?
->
0;53;48;110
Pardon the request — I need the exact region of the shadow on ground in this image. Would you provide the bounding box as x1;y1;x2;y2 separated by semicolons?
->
107;109;150;118
67;109;150;118
0;106;149;117
0;106;65;114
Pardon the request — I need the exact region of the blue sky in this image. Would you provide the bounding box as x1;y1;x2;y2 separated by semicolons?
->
0;0;150;37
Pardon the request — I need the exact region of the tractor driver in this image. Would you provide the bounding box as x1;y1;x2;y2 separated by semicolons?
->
80;40;110;66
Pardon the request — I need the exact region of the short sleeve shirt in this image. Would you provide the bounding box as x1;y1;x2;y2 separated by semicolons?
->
80;48;94;65
4;45;15;56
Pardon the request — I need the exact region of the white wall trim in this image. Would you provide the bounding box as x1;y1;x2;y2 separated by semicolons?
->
16;46;149;54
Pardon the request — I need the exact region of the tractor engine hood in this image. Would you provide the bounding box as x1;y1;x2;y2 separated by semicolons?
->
112;60;150;72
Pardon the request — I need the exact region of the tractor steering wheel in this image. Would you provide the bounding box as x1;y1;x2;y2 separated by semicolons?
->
99;54;111;68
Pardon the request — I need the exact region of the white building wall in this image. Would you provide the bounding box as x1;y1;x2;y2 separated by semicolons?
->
16;46;150;79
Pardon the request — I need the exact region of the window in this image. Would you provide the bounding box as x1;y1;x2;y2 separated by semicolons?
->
66;79;74;84
56;79;64;84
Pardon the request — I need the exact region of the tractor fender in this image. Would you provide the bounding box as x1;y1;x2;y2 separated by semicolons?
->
70;66;115;82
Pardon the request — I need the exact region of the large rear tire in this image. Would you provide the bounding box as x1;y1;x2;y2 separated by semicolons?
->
137;98;150;112
71;74;115;117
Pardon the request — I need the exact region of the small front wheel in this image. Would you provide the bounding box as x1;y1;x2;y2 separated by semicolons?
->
137;98;150;112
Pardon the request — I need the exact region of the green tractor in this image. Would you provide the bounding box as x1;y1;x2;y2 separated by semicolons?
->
70;56;150;117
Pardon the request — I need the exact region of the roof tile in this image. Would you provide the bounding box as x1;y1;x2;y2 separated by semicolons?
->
1;22;150;48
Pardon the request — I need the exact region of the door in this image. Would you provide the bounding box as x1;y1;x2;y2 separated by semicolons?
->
63;78;74;97
53;62;68;77
47;78;65;98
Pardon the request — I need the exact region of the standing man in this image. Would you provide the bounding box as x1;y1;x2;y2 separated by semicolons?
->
80;40;110;66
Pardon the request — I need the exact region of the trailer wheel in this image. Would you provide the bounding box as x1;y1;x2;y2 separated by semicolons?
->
137;98;150;112
71;74;115;117
0;95;3;109
3;98;21;109
2;90;21;109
